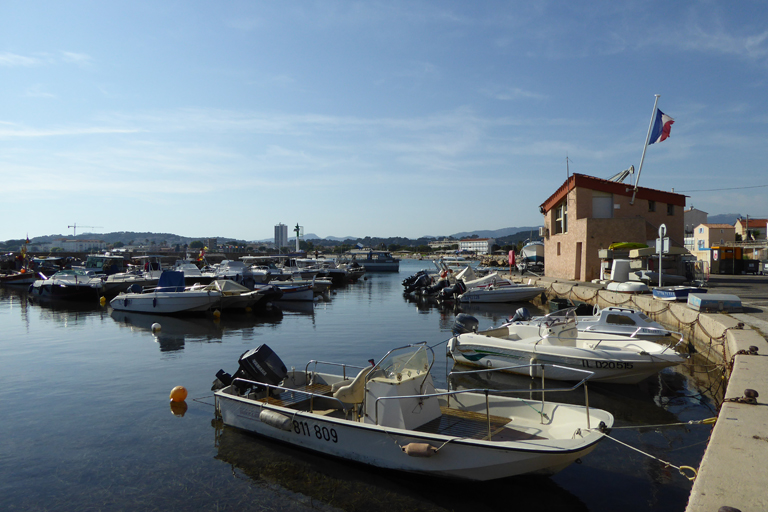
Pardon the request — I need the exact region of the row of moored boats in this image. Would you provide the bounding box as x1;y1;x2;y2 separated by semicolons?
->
0;254;366;314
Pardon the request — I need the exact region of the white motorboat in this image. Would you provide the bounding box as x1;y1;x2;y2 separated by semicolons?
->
447;311;686;384
518;241;544;273
522;306;675;341
458;283;546;303
29;269;104;301
102;271;158;297
606;281;649;294
273;283;315;301
190;280;267;310
213;260;269;287
110;271;221;314
213;342;613;481
172;260;215;286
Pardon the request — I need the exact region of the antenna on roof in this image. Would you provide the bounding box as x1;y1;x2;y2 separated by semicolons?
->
566;154;571;180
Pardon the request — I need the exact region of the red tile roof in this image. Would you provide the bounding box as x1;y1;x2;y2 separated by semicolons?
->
540;173;687;213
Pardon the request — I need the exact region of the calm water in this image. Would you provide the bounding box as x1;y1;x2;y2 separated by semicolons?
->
0;260;718;512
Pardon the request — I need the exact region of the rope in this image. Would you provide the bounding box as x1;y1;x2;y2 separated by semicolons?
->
590;430;699;481
607;417;716;430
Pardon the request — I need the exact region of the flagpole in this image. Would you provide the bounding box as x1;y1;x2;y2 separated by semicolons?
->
630;94;661;205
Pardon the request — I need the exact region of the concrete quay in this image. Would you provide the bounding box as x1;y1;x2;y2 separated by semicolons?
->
505;272;768;512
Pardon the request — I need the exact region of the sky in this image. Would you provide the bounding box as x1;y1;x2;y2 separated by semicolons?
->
2;1;768;242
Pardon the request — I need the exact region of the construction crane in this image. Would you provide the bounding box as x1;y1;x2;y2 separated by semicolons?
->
68;223;103;236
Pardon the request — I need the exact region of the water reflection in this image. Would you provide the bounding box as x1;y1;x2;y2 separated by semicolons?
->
213;422;590;512
110;309;284;351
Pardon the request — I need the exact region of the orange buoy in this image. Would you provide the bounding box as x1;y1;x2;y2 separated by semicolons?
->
169;385;188;402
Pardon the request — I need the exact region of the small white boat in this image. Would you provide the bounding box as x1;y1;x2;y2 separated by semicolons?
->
525;306;675;341
458;283;546;303
606;281;649;294
517;241;544;273
273;283;315;301
29;269;104;301
213;342;613;481
447;311;685;384
190;279;267;310
653;286;707;302
110;271;221;314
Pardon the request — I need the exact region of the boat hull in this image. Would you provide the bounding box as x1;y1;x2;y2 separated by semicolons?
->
459;286;545;303
215;388;610;481
110;290;220;314
653;286;707;301
448;334;684;384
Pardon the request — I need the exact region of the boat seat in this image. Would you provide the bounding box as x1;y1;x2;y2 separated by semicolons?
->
332;366;373;406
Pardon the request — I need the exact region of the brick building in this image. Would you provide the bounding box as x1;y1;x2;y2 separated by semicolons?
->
539;173;687;282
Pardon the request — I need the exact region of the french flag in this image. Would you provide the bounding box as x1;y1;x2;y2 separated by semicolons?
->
648;109;674;144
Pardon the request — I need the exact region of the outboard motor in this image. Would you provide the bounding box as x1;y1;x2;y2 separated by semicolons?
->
404;272;432;294
437;280;466;301
422;278;449;296
213;344;288;394
452;313;479;335
508;307;532;323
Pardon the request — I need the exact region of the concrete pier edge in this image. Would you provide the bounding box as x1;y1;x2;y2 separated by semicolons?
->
508;274;768;512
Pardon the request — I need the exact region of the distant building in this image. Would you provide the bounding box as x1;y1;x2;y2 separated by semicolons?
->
458;238;495;255
540;173;687;282
53;238;107;252
274;223;288;248
428;239;457;250
684;207;708;251
690;223;736;267
734;217;767;241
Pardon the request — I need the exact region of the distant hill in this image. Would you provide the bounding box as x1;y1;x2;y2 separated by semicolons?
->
446;226;543;239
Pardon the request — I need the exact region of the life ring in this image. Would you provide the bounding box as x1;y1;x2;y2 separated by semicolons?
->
440;271;447;278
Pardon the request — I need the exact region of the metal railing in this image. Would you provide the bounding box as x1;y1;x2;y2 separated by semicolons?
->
374;363;595;435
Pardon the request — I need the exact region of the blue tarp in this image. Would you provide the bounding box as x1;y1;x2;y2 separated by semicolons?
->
156;271;185;292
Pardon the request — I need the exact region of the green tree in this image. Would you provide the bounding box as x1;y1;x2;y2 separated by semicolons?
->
189;241;205;249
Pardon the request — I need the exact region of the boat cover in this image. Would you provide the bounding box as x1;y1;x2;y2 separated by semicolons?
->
156;271;185;292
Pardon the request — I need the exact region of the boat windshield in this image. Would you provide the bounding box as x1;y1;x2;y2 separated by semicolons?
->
542;308;578;324
374;345;430;380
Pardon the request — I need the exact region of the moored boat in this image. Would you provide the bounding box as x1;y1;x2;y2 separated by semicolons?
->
110;271;221;314
343;250;400;272
653;286;708;301
213;342;613;480
29;269;104;301
458;283;546;303
447;310;686;384
524;306;675;341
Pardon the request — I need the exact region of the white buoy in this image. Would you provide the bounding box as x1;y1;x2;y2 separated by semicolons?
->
151;323;161;332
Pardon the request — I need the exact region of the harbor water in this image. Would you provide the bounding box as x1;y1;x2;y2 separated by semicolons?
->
0;260;719;511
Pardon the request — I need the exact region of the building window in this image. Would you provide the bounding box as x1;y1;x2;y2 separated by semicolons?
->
554;201;568;234
698;240;704;249
667;203;674;215
648;200;656;212
720;239;724;245
557;242;561;256
699;227;703;234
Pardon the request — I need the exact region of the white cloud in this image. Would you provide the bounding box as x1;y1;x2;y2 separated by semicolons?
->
60;51;93;66
0;52;40;66
24;84;56;99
